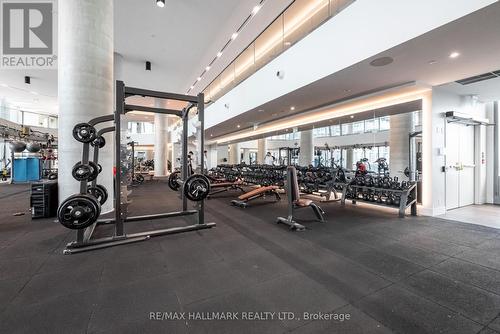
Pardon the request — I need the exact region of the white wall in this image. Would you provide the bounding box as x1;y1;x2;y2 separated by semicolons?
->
205;0;495;129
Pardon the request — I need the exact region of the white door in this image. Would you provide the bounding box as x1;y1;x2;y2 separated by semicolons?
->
445;123;475;210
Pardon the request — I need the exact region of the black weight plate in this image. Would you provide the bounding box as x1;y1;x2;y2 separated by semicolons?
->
87;184;108;205
136;174;144;183
183;174;210;201
72;161;99;182
168;172;180;191
91;136;106;148
57;194;101;229
72;123;97;143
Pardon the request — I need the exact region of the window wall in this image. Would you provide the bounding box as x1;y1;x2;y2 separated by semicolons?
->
203;0;355;103
312;115;391;138
127;122;154;135
0;105;57;129
269;132;301;140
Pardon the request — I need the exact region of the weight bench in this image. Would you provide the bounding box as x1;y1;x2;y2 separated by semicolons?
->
277;166;326;231
207;179;245;198
231;185;281;208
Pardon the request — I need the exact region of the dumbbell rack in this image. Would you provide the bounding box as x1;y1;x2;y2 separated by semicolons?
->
333;182;417;218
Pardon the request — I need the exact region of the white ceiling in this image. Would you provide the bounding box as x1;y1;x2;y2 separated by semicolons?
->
208;1;500;139
0;0;290;117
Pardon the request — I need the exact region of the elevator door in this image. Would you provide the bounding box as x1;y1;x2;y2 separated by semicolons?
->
445;122;475;210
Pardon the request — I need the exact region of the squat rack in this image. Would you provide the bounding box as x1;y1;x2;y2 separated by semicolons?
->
64;81;215;253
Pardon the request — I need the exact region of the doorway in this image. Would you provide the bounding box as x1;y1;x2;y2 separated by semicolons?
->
445;122;475;209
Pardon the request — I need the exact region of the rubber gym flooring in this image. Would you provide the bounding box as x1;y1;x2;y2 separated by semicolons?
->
0;181;500;334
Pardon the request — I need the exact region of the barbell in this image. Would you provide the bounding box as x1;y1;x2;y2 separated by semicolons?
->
168;173;211;201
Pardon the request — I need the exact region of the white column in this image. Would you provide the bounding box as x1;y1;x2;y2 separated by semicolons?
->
228;143;241;164
299;130;314;166
389;113;414;180
58;0;114;212
154;99;169;176
257;138;267;164
346;148;354;170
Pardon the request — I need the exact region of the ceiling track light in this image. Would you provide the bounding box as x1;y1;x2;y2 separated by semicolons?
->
25;76;31;84
145;61;151;71
156;0;165;8
188;0;266;93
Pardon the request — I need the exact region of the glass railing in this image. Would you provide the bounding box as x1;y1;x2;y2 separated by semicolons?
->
203;0;355;104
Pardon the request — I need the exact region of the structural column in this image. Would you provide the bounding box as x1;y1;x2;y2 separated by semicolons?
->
389;113;414;180
346;148;354;170
228;143;241;164
154;99;169;176
299;130;314;166
257;138;267;164
58;0;114;212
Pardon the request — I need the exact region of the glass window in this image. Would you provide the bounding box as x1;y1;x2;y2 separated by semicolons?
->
234;45;255;85
341;123;351;135
352;121;364;134
23;111;48;127
255;15;283;68
313;126;329;137
364;118;378;133
216;64;235;100
284;0;329;49
379;116;390;130
330;124;340;136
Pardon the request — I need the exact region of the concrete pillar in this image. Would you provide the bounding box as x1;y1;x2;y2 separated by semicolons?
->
257;138;267;164
346;148;354;170
228;143;241;164
389;113;414;180
217;145;229;164
154;99;169;176
58;0;114;212
299;130;314;166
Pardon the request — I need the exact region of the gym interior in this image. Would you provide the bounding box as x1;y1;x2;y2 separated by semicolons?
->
1;1;500;333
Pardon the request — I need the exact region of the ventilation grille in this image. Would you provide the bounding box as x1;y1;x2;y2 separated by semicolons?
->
456;70;500;85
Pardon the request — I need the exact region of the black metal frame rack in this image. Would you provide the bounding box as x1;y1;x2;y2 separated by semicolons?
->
63;81;215;254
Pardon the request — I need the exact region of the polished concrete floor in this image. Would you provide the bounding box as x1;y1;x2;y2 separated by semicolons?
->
0;182;500;334
438;204;500;229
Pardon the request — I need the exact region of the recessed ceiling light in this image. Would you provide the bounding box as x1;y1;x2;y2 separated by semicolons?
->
205;66;210;71
290;106;295;111
350;115;354;119
449;51;460;59
210;134;213;137
156;0;165;8
237;124;240;128
231;32;238;40
252;5;261;15
217;51;223;58
284;41;291;46
197;77;201;81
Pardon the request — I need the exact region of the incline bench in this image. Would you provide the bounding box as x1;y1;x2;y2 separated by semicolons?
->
277;166;326;231
231;185;281;208
208;179;245;198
